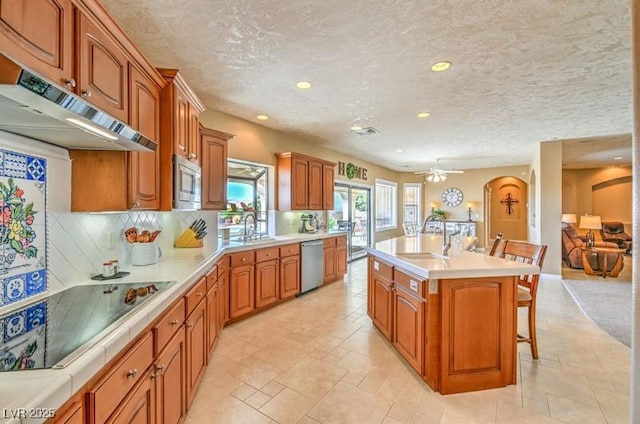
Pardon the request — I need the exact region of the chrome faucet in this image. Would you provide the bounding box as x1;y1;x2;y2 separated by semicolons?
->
242;212;257;241
421;214;451;256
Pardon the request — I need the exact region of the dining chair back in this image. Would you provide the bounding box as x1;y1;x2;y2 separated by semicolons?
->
498;239;547;359
488;232;504;256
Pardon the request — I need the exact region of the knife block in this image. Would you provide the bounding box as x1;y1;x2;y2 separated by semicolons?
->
174;228;203;248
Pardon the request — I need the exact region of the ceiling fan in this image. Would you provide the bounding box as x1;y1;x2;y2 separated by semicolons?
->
414;159;464;182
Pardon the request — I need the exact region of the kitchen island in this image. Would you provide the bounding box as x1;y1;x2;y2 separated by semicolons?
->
366;234;539;395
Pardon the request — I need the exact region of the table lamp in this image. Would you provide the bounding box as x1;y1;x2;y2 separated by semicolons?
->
561;213;577;224
579;215;601;248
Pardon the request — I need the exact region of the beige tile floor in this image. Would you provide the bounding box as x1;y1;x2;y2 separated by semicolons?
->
185;257;631;424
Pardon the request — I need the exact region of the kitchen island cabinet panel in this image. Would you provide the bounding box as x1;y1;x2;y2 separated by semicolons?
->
393;284;424;374
371;273;393;340
0;0;74;86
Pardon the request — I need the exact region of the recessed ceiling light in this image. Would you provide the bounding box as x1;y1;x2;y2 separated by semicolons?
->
256;115;269;121
296;81;312;89
395;149;404;153
350;126;363;131
417;112;431;119
431;61;452;72
613;156;623;160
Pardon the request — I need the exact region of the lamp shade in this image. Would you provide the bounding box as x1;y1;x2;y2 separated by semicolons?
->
561;213;577;224
579;215;602;230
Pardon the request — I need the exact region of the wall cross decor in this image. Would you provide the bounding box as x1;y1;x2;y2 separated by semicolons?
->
500;192;519;215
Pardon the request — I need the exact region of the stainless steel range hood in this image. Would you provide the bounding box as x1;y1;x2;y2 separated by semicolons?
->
0;54;157;152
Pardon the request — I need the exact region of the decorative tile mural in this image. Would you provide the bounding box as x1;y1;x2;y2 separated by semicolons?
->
0;300;46;370
0;149;47;307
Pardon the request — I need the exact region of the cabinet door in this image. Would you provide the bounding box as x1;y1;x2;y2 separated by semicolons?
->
129;65;160;210
323;246;336;283
279;255;300;299
336;244;348;277
187;103;200;164
174;88;189;159
393;286;424;374
77;11;128;122
372;275;393;340
291;157;308;210
206;284;218;354
230;265;254;319
106;368;155;424
255;259;279;308
50;399;83;424
185;300;207;408
0;0;74;86
218;268;228;328
155;327;186;424
308;160;323;210
322;164;335;210
201;133;228;210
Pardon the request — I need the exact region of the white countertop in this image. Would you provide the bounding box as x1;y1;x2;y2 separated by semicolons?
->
0;231;346;424
367;234;539;279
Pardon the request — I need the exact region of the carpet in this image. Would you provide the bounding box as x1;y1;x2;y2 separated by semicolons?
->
562;279;632;347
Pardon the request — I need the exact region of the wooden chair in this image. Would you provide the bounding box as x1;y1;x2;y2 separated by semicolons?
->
495;239;547;359
488;232;504;256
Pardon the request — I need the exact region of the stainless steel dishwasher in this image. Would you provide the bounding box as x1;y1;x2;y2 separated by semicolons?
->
300;239;324;294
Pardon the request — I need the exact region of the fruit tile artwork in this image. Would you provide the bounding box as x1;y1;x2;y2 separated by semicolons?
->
0;149;47;307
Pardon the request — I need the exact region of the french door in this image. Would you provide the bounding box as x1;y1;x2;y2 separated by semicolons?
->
329;183;371;261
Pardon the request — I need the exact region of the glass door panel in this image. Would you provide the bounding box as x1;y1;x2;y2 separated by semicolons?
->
329;183;371;261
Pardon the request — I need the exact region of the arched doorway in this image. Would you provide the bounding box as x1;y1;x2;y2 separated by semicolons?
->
484;176;528;245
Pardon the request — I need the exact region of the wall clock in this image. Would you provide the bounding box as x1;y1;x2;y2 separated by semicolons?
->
441;187;464;207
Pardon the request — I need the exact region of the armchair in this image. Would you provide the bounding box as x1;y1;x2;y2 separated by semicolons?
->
600;221;632;253
561;223;622;271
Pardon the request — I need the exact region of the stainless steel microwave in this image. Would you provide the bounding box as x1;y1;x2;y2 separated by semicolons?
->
173;155;201;210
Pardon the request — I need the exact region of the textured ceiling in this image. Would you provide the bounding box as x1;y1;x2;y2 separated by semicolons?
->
100;0;632;171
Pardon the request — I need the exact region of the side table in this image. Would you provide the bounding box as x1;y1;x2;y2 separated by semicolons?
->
580;247;627;278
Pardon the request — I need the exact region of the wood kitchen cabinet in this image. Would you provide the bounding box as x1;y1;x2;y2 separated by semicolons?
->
200;125;234;210
0;0;74;86
217;257;229;326
276;152;336;211
154;327;186;424
279;243;300;299
206;266;219;355
393;269;425;374
158;68;205;210
77;8;128;122
323;237;337;283
184;277;207;408
229;251;255;319
50;395;83;424
369;256;394;340
105;367;156;424
336;235;348;277
255;247;279;309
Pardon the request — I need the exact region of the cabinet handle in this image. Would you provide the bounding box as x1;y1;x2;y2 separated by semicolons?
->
186;322;194;329
126;369;138;378
150;373;158;380
81;90;92;97
241;257;246;262
63;78;76;88
155;365;165;374
189;153;196;159
170;319;179;326
196;292;203;297
132;201;140;208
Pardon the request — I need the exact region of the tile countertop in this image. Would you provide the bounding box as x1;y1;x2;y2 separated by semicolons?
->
367;234;539;279
0;231;346;424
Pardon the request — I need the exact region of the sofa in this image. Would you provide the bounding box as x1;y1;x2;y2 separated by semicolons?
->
561;223;622;271
600;221;632;253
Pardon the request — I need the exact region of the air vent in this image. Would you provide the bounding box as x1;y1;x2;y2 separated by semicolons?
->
351;127;380;136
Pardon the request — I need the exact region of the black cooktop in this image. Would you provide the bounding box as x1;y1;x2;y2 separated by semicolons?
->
0;281;175;372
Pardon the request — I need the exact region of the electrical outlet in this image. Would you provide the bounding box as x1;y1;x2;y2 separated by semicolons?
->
107;231;116;249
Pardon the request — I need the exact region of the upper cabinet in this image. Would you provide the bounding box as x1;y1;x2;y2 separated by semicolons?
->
158;68;205;210
76;8;128;122
0;0;74;87
276;152;336;211
200;125;234;210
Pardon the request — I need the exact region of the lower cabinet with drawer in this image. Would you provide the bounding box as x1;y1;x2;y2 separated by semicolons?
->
229;251;255;319
86;332;154;424
184;277;208;408
255;247;279;309
393;269;426;375
279;243;300;299
105;367;156;424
